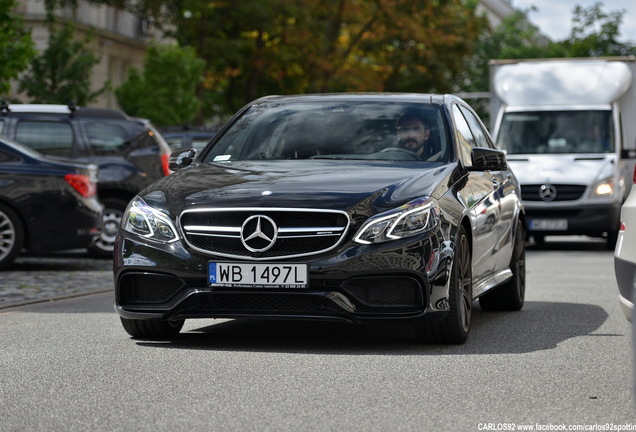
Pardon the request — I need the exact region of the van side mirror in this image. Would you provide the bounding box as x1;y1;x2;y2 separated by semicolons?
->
169;148;197;171
470;147;508;171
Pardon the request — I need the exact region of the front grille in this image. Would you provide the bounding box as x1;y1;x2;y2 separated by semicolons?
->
521;184;586;201
119;272;184;304
179;208;350;260
342;276;422;309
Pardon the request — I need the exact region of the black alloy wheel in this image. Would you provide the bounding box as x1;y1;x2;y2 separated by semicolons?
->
415;224;472;344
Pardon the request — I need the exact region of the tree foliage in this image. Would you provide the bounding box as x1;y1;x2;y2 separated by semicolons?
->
36;0;636;122
0;0;36;95
18;21;107;105
465;2;635;95
563;2;635;57
115;44;205;127
170;0;487;115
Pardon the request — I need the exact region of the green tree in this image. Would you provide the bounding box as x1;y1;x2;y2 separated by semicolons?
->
40;0;489;117
173;0;487;115
0;0;37;96
18;21;108;105
115;44;205;127
562;2;635;57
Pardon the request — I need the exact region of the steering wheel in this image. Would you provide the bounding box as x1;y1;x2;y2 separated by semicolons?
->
379;147;421;161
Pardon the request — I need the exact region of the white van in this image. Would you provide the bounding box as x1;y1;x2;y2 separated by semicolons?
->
490;57;636;248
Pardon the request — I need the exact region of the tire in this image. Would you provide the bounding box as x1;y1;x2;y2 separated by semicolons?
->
120;317;184;339
607;229;619;251
88;198;128;258
0;203;24;270
415;225;472;344
479;222;526;311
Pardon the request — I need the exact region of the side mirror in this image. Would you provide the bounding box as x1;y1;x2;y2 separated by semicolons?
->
470;147;508;171
169;148;197;171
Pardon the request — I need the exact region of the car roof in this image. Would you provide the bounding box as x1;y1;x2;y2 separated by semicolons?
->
248;93;459;105
3;103;129;119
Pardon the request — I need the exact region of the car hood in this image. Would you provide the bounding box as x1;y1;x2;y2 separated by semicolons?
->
141;160;456;218
506;154;615;185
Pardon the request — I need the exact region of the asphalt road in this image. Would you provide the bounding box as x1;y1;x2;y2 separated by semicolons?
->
0;238;634;431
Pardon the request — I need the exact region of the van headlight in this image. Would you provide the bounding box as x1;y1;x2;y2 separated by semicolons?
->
122;197;179;243
590;177;616;199
354;197;440;244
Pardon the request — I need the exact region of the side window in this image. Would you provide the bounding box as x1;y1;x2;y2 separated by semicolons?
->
85;123;129;156
0;150;20;163
15;121;74;157
459;106;493;149
134;130;161;149
452;104;475;167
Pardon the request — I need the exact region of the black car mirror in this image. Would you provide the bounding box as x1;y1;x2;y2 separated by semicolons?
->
169;148;197;171
470;147;508;171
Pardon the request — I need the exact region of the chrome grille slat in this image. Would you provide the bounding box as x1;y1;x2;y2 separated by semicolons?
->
179;207;350;260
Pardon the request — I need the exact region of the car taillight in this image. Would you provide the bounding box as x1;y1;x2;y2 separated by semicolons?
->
161;153;172;176
620;222;626;231
65;173;96;198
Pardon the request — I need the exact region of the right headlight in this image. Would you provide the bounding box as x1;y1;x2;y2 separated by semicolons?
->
354;197;440;244
122;197;179;243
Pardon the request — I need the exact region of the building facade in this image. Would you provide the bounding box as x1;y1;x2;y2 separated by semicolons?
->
12;0;168;109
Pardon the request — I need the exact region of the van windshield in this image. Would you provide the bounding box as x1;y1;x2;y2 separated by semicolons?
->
496;110;613;155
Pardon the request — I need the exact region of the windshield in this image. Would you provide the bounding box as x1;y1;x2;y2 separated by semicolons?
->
203;101;451;163
496;110;613;155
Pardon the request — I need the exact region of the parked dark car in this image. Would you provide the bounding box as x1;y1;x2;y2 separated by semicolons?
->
0;103;171;257
0;136;102;269
160;126;217;152
114;93;526;344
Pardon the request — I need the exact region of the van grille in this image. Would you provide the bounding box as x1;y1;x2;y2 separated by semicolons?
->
521;184;586;201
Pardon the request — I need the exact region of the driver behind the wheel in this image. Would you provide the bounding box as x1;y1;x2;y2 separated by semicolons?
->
396;113;431;158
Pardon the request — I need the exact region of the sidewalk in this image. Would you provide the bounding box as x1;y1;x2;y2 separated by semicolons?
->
0;251;113;309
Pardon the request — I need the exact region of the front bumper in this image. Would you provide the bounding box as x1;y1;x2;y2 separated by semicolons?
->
524;202;620;236
114;232;453;325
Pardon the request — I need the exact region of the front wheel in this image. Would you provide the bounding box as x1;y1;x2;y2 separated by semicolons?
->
415;225;472;344
120;317;184;339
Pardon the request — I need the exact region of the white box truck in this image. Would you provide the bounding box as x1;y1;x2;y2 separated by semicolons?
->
489;56;636;248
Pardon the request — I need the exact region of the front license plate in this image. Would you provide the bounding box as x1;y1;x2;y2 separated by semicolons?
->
208;262;308;288
529;219;568;231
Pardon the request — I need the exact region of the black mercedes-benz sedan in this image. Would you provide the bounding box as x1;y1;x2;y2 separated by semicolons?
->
0;137;102;269
114;93;526;344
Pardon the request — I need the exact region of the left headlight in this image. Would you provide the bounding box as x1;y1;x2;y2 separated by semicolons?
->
590;176;618;199
122;197;179;243
354;197;440;244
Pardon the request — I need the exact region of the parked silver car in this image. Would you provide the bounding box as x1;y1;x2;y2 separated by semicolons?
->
614;178;636;321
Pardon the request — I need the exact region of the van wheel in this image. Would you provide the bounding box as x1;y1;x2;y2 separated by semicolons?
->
87;198;127;258
607;229;618;250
